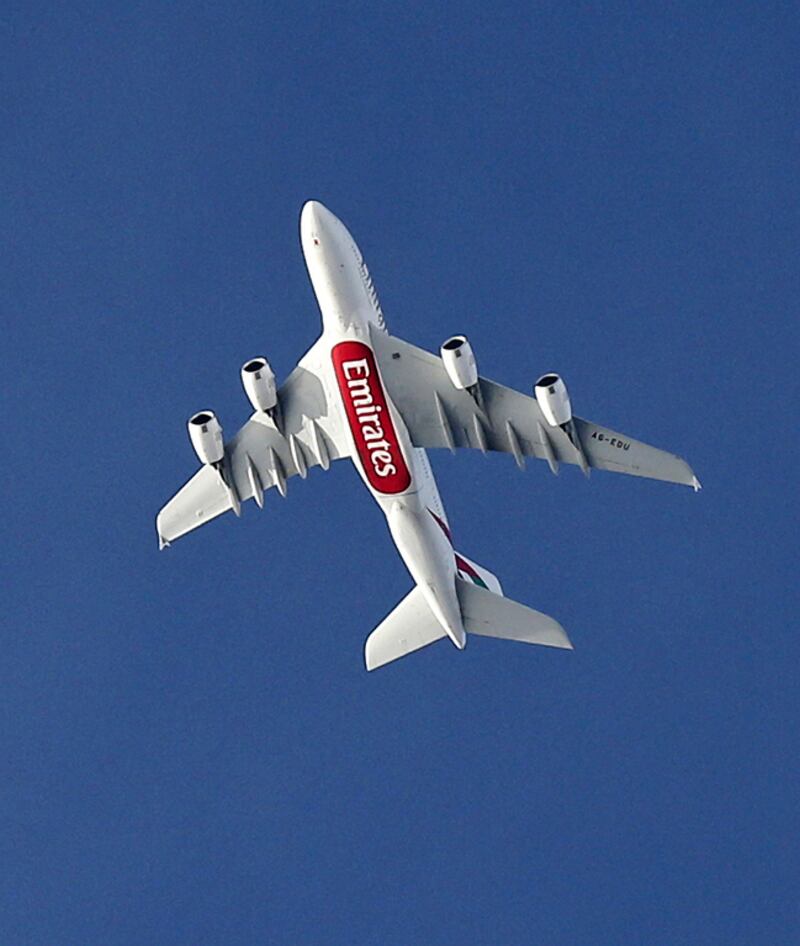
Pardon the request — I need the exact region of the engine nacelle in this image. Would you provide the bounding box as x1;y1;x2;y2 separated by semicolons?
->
241;357;277;413
534;373;572;427
187;411;224;465
440;335;478;390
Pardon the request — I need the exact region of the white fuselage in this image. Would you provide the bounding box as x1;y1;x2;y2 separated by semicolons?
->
299;201;465;648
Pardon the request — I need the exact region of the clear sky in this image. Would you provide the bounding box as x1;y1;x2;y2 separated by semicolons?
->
3;3;798;944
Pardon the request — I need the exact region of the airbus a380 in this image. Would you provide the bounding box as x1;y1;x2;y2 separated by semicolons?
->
157;201;700;670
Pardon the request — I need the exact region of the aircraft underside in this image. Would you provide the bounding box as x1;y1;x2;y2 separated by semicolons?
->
157;200;700;670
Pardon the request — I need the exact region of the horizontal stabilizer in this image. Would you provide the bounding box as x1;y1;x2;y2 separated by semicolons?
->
365;577;572;670
456;578;572;649
365;586;446;671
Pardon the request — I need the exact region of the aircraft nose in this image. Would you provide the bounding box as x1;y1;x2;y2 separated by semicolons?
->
300;199;337;248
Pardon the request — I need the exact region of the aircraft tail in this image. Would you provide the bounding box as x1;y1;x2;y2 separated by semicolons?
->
364;565;572;671
453;551;503;595
455;579;572;650
365;586;447;671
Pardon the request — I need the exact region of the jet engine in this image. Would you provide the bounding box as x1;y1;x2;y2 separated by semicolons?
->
534;374;572;427
241;357;277;413
440;335;478;390
188;411;224;465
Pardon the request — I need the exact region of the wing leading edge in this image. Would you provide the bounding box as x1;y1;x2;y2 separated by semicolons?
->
371;330;699;489
157;362;346;546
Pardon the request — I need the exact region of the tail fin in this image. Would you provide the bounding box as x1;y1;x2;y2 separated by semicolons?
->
454;552;503;595
364;572;572;671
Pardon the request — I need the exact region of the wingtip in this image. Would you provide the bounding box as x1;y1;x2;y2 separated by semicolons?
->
692;475;702;493
155;511;170;549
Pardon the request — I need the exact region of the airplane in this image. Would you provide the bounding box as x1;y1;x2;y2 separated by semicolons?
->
156;200;700;670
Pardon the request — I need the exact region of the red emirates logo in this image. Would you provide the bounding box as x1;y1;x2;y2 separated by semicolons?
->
332;341;411;494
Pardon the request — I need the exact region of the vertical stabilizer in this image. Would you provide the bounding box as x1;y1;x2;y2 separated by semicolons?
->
453;552;503;595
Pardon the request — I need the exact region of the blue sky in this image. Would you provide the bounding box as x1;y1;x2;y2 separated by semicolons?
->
3;3;798;943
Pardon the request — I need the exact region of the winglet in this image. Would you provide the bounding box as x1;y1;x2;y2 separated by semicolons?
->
692;475;702;493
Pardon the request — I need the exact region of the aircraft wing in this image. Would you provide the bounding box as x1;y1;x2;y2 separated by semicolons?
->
157;363;346;546
371;330;699;488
